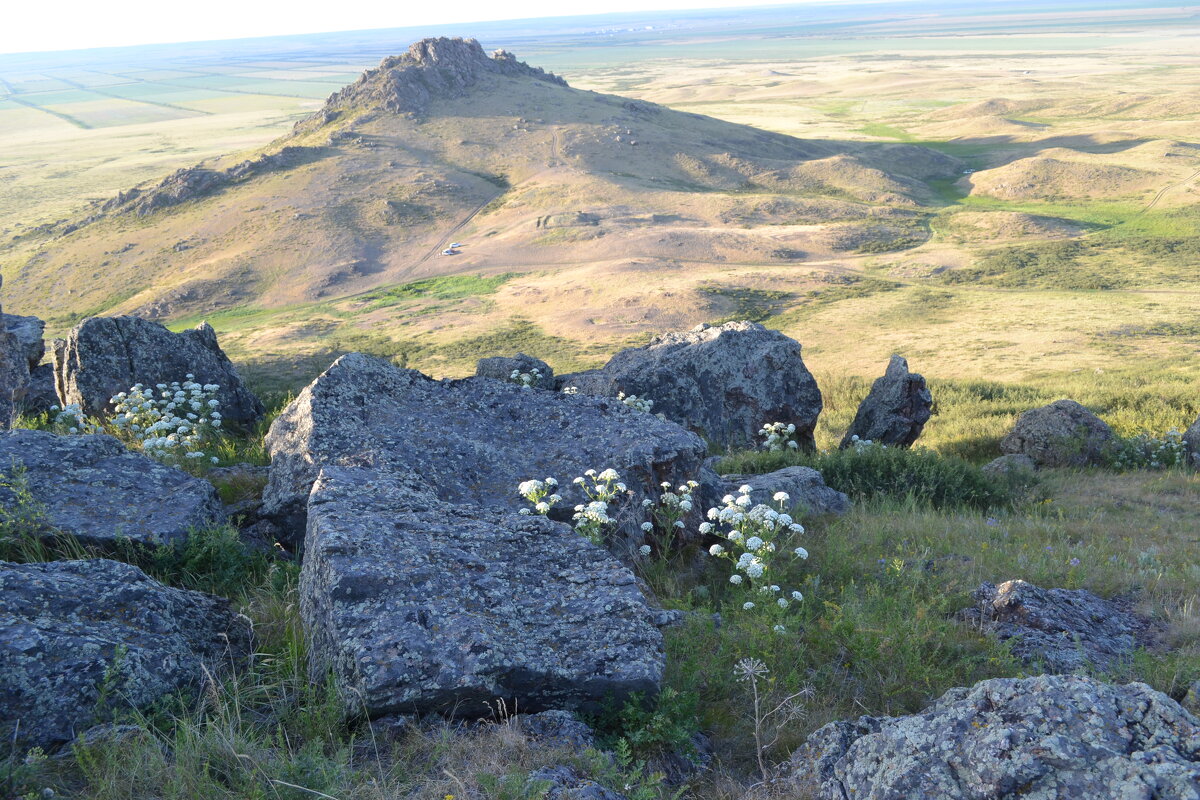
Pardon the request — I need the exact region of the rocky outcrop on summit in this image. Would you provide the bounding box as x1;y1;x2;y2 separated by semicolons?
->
999;399;1114;467
475;352;554;389
55;316;263;424
962;580;1147;673
263;353;715;546
792;674;1200;800
304;38;567;126
840;355;932;448
719;466;849;516
1185;414;1200;468
558;322;822;449
302;465;665;718
0;430;223;548
0;558;250;749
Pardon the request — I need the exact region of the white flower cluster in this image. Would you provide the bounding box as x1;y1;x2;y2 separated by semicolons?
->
1109;429;1189;471
643;479;699;553
759;421;800;452
50;403;103;435
561;386;579;395
509;367;543;389
847;434;884;452
517;477;561;515
110;376;222;465
703;484;808;634
618;392;654;413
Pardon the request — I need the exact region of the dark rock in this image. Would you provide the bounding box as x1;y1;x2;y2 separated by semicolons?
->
301;465;665;718
792;674;1200;800
999;399;1113;467
263;353;714;547
17;364;57;415
1185;415;1200;469
3;313;45;369
55;316;263;425
840;355;931;448
557;321;822;449
0;289;28;428
719;466;849;516
475;353;554;389
528;766;626;800
0;429;224;549
0;559;250;750
961;579;1147;673
981;452;1037;478
513;710;596;750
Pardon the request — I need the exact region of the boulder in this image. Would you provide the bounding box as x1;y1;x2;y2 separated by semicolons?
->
301;465;665;718
981;452;1037;478
557;321;822;449
475;352;554;389
263;353;715;546
0;429;224;549
792;674;1200;800
513;710;596;750
840;355;932;448
54;316;263;425
528;766;626;800
1185;414;1200;468
0;558;250;749
719;466;849;516
0;328;25;429
3;313;45;370
961;579;1147;673
999;399;1113;467
16;364;57;415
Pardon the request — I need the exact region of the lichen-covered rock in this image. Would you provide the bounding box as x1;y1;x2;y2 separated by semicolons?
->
0;558;250;749
476;352;554;388
302;465;665;718
0;328;25;429
1185;414;1200;469
557;321;822;449
961;579;1147;673
999;399;1113;467
791;674;1200;800
840;355;932;448
54;316;263;425
528;766;627;800
16;363;57;415
981;452;1037;478
263;353;715;546
3;313;45;370
0;429;223;548
514;710;596;750
719;466;849;516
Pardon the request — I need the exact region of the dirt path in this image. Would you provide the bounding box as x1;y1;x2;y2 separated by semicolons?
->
1142;167;1200;214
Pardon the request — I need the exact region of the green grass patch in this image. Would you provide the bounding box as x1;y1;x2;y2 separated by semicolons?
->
696;284;794;323
355;272;518;311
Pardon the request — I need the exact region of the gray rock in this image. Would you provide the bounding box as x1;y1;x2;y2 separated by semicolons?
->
840;355;932;449
513;710;596;750
1185;415;1200;469
962;579;1147;673
981;452;1037;478
475;353;554;389
0;558;250;749
792;674;1200;800
3;313;45;370
301;465;665;718
999;399;1114;467
16;364;57;416
720;466;849;516
557;321;822;449
0;429;224;549
0;327;25;429
263;353;715;547
54;316;263;425
528;766;626;800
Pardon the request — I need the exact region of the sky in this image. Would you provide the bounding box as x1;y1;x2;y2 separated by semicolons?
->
2;0;845;55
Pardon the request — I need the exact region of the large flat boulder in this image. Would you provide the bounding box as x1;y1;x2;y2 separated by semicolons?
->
557;321;822;449
999;399;1113;467
0;558;251;749
263;353;715;546
0;429;224;548
961;579;1148;673
840;355;932;448
792;674;1200;800
302;465;665;718
719;466;849;516
54;316;263;425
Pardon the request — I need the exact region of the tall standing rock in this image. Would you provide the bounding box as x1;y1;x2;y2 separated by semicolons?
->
302;465;665;717
999;399;1113;467
3;313;46;370
0;287;31;429
557;321;822;449
263;354;716;546
840;355;932;448
1185;414;1200;468
0;559;251;749
54;316;263;425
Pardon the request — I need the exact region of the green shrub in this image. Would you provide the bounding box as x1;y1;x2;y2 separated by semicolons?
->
138;524;276;598
591;687;700;762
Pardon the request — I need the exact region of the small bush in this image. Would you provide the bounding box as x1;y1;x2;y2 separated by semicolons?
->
591;688;700;762
138;524;275;598
1104;430;1190;471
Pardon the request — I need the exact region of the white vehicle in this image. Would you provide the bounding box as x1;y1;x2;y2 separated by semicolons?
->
449;241;463;247
441;248;459;256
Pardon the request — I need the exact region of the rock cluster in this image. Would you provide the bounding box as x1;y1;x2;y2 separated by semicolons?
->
302;465;665;717
54;315;263;425
0;429;224;548
962;579;1147;673
558;321;823;449
0;558;250;749
793;674;1200;799
840;355;932;448
999;398;1113;467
